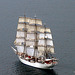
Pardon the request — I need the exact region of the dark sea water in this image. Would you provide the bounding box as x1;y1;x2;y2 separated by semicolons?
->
0;0;75;75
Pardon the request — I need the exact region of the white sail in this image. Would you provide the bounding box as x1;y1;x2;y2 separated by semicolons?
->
26;33;35;40
29;18;42;25
39;28;44;33
26;47;34;56
38;33;45;39
18;17;30;23
44;46;54;54
47;40;53;46
38;46;45;51
16;38;25;43
15;38;25;45
45;33;52;39
38;33;52;39
38;40;45;46
50;47;54;54
37;26;41;32
38;47;45;56
27;25;36;32
45;28;51;33
16;31;25;38
17;23;25;30
37;26;44;33
16;46;24;53
35;19;42;25
29;18;35;24
26;41;35;46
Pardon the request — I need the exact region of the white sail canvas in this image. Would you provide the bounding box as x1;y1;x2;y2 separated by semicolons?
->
16;46;24;53
45;34;52;39
47;40;53;46
37;27;44;33
29;26;35;31
16;38;25;43
50;47;54;54
16;31;25;37
29;19;35;24
38;47;45;56
26;33;35;40
19;17;30;23
38;40;45;46
26;41;35;46
35;19;42;25
45;28;51;33
27;47;34;56
17;23;25;29
38;33;45;39
29;18;42;25
27;25;35;32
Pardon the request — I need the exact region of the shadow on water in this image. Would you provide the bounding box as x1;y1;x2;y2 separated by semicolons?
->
14;61;58;75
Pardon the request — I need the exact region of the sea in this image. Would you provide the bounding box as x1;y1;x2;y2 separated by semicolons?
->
0;0;75;75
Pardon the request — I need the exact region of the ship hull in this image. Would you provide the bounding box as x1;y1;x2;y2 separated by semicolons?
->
18;56;55;69
11;47;58;69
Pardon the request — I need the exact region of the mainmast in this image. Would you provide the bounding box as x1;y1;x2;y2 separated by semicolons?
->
34;14;38;60
23;14;27;54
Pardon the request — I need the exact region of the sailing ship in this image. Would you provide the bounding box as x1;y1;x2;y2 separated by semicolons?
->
11;15;58;69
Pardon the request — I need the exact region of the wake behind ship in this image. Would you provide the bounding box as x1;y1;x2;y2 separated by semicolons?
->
11;15;58;69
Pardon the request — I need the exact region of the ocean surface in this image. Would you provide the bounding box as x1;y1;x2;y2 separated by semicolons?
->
0;0;75;75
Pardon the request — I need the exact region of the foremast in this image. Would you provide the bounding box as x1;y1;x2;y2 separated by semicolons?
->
44;24;54;59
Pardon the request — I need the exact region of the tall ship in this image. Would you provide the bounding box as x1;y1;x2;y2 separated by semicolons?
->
11;15;58;69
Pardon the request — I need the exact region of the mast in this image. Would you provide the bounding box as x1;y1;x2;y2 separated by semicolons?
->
44;24;47;58
45;27;54;54
14;18;26;53
23;14;27;54
34;14;38;60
